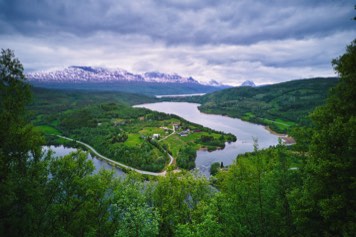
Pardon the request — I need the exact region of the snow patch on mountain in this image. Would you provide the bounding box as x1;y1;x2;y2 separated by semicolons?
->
26;66;203;84
143;72;198;83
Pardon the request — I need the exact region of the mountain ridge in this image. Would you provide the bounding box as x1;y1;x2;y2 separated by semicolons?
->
27;66;226;86
26;66;230;95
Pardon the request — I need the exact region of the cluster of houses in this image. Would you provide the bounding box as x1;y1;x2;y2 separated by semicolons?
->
178;129;190;137
145;121;208;141
152;123;203;139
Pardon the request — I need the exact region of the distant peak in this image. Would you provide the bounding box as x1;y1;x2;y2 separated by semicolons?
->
240;80;256;87
207;79;221;86
143;71;199;83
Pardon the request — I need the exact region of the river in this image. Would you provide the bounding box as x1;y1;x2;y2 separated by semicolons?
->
135;102;280;176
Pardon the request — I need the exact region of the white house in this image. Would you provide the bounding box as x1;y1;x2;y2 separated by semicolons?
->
152;134;160;139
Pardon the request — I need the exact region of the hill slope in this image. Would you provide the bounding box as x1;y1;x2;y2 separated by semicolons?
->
197;77;338;133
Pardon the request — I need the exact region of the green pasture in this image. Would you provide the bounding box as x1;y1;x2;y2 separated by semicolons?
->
35;125;61;135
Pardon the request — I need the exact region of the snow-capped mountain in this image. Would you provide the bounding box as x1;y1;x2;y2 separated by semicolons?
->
26;66;231;95
205;79;224;87
240;80;256;87
26;66;200;84
143;72;198;84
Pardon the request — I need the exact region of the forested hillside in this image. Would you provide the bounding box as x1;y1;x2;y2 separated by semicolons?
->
195;77;338;133
0;36;355;237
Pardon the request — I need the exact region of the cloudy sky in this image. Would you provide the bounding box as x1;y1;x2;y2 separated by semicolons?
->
0;0;355;85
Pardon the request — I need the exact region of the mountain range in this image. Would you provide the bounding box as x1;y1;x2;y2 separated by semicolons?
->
26;66;232;95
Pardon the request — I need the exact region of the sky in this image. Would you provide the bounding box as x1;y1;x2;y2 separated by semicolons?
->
0;0;355;86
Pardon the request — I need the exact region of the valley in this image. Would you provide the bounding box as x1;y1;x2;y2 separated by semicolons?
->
30;88;236;172
30;77;336;175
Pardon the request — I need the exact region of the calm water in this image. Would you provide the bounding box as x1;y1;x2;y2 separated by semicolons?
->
43;145;126;177
135;102;280;176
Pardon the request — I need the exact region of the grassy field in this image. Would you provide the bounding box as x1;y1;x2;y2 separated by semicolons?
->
35;125;61;135
124;134;142;147
260;118;296;131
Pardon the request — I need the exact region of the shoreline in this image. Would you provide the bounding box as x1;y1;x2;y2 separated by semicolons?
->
196;106;296;146
264;126;296;145
197;107;296;145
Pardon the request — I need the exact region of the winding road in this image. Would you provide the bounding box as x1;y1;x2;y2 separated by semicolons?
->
57;135;174;176
158;125;176;141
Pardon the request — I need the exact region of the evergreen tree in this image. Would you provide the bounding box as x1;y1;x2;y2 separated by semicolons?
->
290;40;356;235
216;144;301;236
0;49;41;170
0;49;46;236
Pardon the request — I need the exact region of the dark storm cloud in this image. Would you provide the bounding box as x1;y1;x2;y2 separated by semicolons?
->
1;0;354;45
0;0;355;85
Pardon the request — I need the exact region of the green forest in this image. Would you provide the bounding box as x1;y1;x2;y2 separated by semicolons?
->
0;35;355;237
